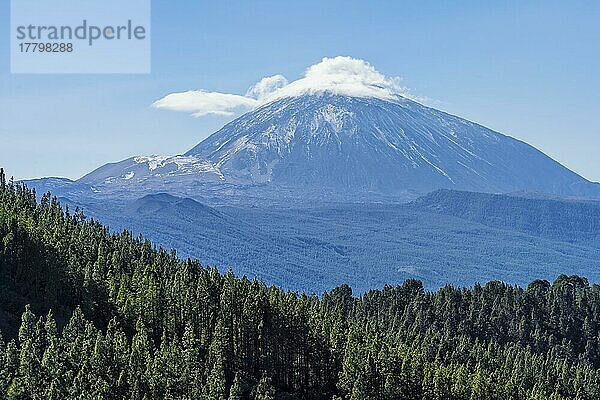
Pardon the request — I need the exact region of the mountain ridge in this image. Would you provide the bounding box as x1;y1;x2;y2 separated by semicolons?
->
75;92;600;201
411;188;600;246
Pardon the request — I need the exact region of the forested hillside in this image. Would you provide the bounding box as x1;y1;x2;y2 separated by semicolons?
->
45;191;600;293
1;168;600;399
412;189;600;246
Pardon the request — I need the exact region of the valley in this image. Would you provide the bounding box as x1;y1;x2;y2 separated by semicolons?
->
41;190;600;293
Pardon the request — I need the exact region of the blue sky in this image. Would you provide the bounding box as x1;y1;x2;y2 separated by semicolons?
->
1;0;599;181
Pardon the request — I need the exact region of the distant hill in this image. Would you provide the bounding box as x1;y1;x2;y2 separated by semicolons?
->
411;189;600;247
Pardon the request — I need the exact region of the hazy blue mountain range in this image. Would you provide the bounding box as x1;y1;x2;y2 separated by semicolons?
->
41;191;600;293
20;91;600;292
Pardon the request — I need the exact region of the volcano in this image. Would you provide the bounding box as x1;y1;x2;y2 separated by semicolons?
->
80;92;600;201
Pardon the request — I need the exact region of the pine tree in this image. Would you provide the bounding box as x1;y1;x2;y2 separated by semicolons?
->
129;318;153;400
228;373;244;400
182;322;203;398
252;375;276;400
203;320;227;400
0;334;9;395
41;311;67;399
14;305;44;398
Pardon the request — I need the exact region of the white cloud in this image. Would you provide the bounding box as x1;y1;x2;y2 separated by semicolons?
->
152;90;257;117
269;56;405;101
153;56;418;118
246;75;289;100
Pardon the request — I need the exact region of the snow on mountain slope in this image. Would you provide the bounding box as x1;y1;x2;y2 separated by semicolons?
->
79;92;600;200
185;92;600;196
79;154;224;186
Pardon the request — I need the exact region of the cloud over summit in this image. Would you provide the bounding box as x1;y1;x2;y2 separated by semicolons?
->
153;56;412;118
246;75;289;100
272;56;404;100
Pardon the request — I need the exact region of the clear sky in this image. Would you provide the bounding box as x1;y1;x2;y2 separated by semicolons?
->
1;0;599;181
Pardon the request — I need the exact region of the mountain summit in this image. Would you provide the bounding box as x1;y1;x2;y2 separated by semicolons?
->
81;92;600;200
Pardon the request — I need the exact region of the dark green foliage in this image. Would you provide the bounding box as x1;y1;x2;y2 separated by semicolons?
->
1;170;600;399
